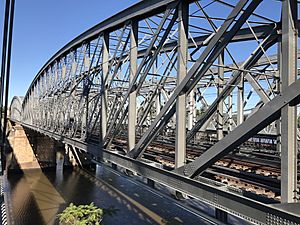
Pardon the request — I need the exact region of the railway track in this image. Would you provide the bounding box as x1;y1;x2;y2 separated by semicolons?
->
109;135;300;202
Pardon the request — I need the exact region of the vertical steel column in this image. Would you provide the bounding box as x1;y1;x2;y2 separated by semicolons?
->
281;0;298;203
84;53;90;140
276;42;282;154
188;89;195;130
228;93;233;131
175;1;188;168
156;91;161;117
82;78;89;140
217;52;224;140
154;57;161;118
101;33;109;142
128;21;138;152
237;73;244;125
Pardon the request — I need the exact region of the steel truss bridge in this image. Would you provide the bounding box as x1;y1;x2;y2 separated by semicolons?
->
9;0;300;224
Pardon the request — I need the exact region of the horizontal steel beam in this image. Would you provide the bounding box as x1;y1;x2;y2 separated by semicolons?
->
9;119;300;225
128;0;264;158
205;48;300;77
24;22;280;105
175;77;300;178
23;0;178;102
138;23;278;58
22;0;300;105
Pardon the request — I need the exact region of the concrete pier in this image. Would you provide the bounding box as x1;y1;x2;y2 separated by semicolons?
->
7;123;63;171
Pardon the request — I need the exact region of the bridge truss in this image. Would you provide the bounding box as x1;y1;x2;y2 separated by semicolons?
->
10;0;300;224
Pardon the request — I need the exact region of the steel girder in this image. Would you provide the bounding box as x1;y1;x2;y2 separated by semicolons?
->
10;0;300;224
128;0;264;158
9;121;300;225
175;76;300;177
9;96;23;122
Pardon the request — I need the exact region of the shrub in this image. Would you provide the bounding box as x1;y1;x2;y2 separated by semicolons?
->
58;202;103;225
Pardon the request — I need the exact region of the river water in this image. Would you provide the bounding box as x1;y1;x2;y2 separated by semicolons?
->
3;164;216;225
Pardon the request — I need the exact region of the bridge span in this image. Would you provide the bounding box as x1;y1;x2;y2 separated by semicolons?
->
7;0;300;224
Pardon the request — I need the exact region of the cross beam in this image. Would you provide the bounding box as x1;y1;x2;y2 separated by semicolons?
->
174;76;300;178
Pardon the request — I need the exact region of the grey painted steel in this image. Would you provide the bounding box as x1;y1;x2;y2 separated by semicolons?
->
237;72;244;126
280;0;298;203
174;76;300;178
186;33;277;142
8;120;300;225
104;3;178;143
128;21;138;152
23;0;179;101
10;0;300;223
10;96;23;121
101;33;109;143
129;0;263;158
175;1;188;168
244;73;270;104
22;13;300;108
217;52;224;140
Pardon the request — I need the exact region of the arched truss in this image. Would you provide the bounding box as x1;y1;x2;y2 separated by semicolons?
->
10;96;23;122
11;0;300;223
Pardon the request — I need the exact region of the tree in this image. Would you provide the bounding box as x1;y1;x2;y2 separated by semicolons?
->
58;203;103;225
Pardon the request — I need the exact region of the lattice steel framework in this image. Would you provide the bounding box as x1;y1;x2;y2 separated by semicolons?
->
10;0;300;224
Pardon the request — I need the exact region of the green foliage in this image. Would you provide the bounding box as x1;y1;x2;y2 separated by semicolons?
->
58;203;103;225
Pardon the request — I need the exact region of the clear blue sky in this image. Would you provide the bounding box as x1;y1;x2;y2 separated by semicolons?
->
0;0;138;101
0;0;285;104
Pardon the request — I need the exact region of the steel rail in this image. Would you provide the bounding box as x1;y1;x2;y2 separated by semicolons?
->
175;77;300;178
128;0;264;158
8;119;300;225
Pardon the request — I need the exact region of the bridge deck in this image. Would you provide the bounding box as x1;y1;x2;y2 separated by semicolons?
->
2;165;225;225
